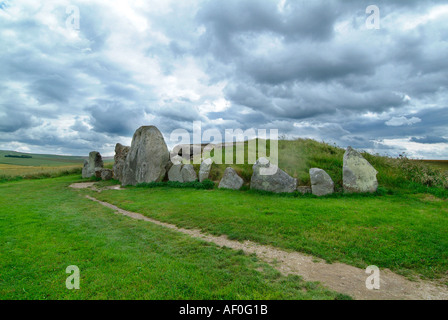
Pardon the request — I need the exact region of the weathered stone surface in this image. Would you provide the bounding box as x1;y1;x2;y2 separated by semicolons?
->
168;164;184;182
181;164;198;182
82;151;104;178
310;168;334;196
219;167;244;190
343;146;378;193
199;158;213;182
94;167;103;179
113;143;130;182
297;186;312;195
250;157;297;193
82;160;89;178
121;126;170;186
170;155;183;165
101;169;113;181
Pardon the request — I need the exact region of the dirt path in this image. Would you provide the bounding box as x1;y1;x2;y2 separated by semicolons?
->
72;184;448;300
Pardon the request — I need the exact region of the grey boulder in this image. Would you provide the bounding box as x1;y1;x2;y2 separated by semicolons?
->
219;167;244;190
82;151;104;178
199;158;213;182
168;162;184;183
250;157;297;193
181;164;198;182
121;126;170;186
310;168;334;196
343;147;378;193
101;169;113;181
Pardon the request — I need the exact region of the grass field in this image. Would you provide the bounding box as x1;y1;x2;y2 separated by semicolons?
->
1;140;447;299
195;139;448;191
88;183;448;282
421;160;448;172
0;175;348;300
0;150;113;180
0;150;85;167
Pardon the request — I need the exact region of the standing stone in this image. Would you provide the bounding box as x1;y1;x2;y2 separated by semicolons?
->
168;156;184;183
343;147;378;193
181;164;198;182
310;168;334;196
82;160;89;178
82;151;104;178
113;143;130;182
250;157;297;193
168;164;184;182
121;126;170;186
218;167;244;190
199;158;213;182
101;169;113;181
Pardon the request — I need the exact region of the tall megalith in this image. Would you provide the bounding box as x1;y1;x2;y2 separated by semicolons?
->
121;126;170;186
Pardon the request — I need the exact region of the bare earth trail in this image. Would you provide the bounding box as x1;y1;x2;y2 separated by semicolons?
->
70;183;448;300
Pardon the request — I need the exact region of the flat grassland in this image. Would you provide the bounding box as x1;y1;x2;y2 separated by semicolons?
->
0;150;113;180
421;160;448;172
0;150;85;179
0;150;85;167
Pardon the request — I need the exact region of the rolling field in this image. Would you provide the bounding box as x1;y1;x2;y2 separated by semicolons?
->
0;164;82;177
0;150;85;167
421;160;448;172
0;150;113;179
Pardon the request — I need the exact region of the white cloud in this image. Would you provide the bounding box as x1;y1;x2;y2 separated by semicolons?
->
385;116;421;127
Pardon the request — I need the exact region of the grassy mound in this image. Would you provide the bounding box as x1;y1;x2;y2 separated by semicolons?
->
196;139;448;197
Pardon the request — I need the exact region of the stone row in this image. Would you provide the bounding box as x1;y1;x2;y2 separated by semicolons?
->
83;126;379;195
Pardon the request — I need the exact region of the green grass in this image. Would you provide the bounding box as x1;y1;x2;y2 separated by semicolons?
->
1;138;448;299
0;175;348;300
0;150;85;167
0;149;113;181
421;160;448;172
201;139;448;191
89;185;448;282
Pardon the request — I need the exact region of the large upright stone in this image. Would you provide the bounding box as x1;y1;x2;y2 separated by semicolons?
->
82;151;104;178
343;147;378;193
181;164;198;182
250;157;297;193
121;126;170;186
168;156;184;183
310;168;334;196
219;167;244;190
113;143;130;182
199;158;213;182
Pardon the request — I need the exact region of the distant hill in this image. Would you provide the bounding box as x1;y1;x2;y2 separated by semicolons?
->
0;150;85;167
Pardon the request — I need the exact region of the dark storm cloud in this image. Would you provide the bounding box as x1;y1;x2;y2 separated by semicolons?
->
0;107;38;133
87;101;148;136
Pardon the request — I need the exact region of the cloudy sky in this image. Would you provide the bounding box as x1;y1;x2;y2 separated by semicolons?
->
1;0;447;159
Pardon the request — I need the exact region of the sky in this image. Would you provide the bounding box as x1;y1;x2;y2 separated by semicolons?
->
0;0;447;159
